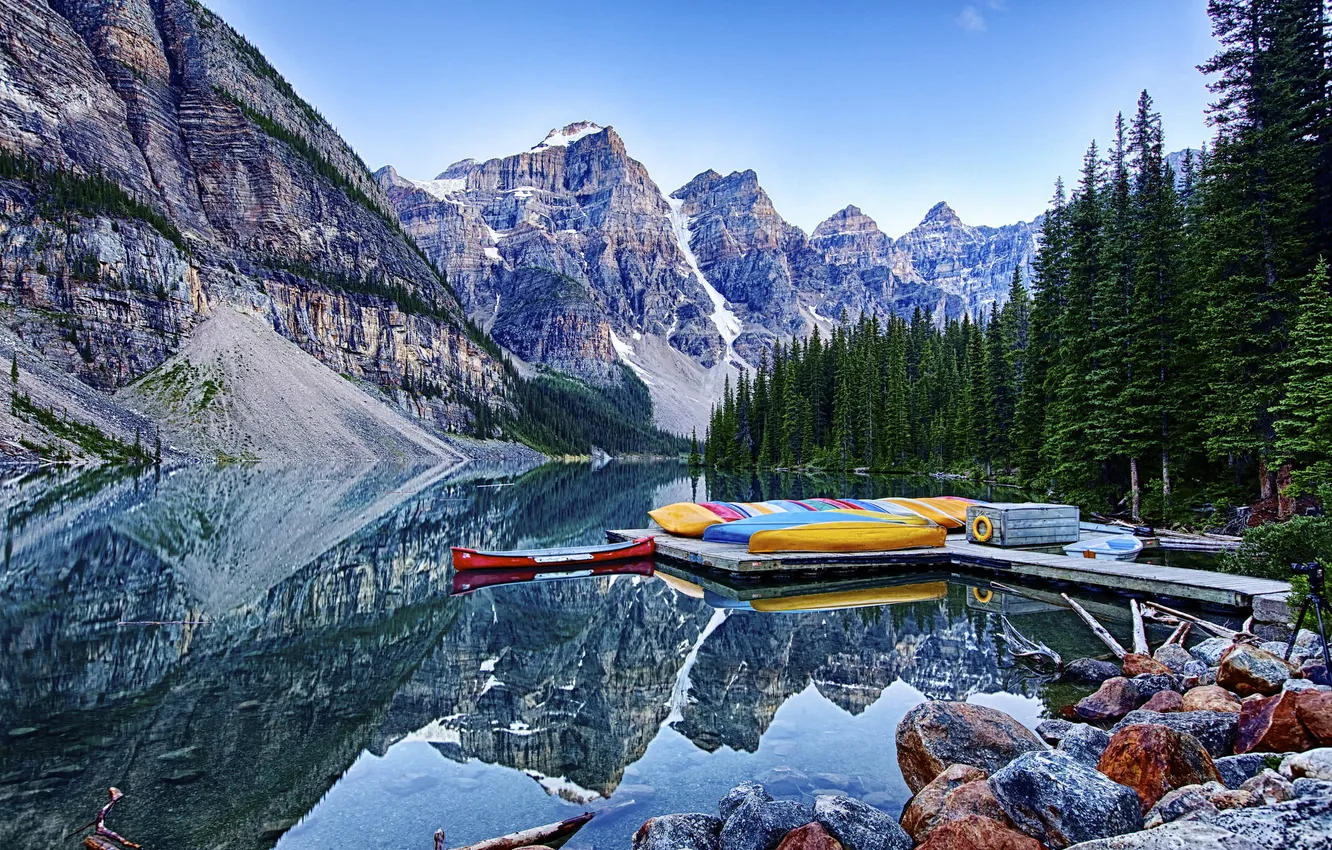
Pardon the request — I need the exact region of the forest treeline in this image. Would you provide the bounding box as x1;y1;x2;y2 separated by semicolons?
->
705;0;1332;520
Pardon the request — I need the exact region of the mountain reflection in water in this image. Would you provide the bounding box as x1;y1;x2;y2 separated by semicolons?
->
0;463;1115;850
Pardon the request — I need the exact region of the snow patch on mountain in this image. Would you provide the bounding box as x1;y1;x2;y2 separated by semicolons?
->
667;197;743;364
532;121;605;151
608;330;654;385
407;177;466;201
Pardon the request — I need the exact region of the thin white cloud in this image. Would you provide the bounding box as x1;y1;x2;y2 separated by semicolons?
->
956;5;987;31
984;0;1008;10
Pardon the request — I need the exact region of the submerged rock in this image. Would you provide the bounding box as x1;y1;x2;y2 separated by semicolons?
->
988;751;1142;848
634;813;723;850
1112;711;1238;758
895;701;1045;794
721;799;814;850
1098;724;1222;811
1063;658;1123;684
1076;678;1139;722
1057;725;1112;768
813;795;911;850
1218;645;1293;697
916;815;1041;850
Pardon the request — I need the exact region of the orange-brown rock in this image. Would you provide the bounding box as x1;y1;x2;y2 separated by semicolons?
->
1075;677;1138;722
916;815;1042;850
1297;692;1332;744
1217;644;1294;696
774;822;842;850
1097;723;1223;811
1141;690;1184;713
1235;692;1316;753
1123;653;1172;676
1181;685;1242;714
901;765;989;842
896;701;1045;794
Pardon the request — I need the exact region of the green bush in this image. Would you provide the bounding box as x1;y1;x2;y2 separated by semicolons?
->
1218;516;1332;616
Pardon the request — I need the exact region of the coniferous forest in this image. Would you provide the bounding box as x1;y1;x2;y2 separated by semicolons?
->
705;0;1332;521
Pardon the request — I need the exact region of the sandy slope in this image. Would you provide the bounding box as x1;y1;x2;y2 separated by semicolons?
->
120;307;464;464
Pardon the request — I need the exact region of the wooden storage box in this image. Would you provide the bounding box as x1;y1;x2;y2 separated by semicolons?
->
965;503;1080;547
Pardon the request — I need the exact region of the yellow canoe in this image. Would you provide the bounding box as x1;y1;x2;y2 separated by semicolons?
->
747;522;947;553
751;581;948;612
648;502;724;537
831;509;933;525
878;498;966;528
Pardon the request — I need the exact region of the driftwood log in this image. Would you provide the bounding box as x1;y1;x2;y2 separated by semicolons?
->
1130;600;1150;655
445;813;594;850
1142;601;1243;640
1061;593;1128;659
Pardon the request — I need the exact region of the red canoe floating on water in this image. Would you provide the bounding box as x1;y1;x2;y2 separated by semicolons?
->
450;536;655;571
450;559;655;595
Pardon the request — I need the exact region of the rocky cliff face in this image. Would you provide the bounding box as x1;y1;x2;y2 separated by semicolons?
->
0;0;509;449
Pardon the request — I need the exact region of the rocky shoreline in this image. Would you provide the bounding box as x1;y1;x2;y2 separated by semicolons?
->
631;633;1332;850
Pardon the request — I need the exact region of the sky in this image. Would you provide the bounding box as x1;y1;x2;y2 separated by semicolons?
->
202;0;1219;235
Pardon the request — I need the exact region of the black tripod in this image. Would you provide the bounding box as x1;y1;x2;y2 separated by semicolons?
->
1285;561;1332;675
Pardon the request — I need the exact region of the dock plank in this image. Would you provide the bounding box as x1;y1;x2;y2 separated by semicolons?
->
607;528;1289;610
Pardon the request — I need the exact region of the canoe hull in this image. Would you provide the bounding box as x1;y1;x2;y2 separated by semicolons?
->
450;560;655;595
702;510;929;545
452;537;655;571
1062;536;1144;561
748;523;947;554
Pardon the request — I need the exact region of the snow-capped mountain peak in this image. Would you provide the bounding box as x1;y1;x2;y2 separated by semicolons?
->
532;121;605;151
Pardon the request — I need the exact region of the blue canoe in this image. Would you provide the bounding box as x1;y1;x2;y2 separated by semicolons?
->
701;510;923;545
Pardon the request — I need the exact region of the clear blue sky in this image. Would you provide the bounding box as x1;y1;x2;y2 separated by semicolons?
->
203;0;1218;235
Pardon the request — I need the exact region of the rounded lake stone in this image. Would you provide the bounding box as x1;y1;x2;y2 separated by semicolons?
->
633;813;723;850
900;764;989;843
988;751;1142;848
1181;685;1242;714
1217;644;1293;697
1062;658;1123;684
1057;724;1111;767
1097;723;1222;811
1111;710;1238;758
813;794;911;850
1075;677;1139;722
774;822;842;850
721;799;814;850
895;701;1045;794
1141;690;1184;713
915;815;1041;850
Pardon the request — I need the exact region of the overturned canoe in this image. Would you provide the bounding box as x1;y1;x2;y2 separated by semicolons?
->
451;537;654;571
702;510;929;545
450;560;654;595
750;581;948;612
748;522;947;554
872;497;970;528
650;496;980;537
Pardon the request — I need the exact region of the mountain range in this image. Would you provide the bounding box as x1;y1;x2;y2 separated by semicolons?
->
379;122;1040;431
0;0;1037;454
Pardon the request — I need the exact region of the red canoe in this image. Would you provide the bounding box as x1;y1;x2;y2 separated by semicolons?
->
450;559;655;595
451;536;655;571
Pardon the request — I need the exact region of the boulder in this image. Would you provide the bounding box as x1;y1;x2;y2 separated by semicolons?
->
900;764;989;843
915;815;1041;850
721;782;775;821
1143;783;1221;828
1234;693;1316;754
812;795;911;850
1207;788;1256;809
1217;645;1293;697
1057;724;1112;768
1282;679;1331;693
1142;690;1184;713
1076;678;1139;722
1191;638;1236;667
1123;653;1172;677
1182;685;1242;714
1037;719;1075;746
1063;658;1123;684
774;823;842;850
895;701;1045;794
1280;748;1332;781
720;799;814;850
1132;674;1182;701
1061;821;1264;849
1239;769;1293;805
1291;777;1332;798
1206;795;1332;850
1112;711;1238;758
1295;692;1332;744
1214;754;1287;789
1300;661;1331;687
1154;643;1209;678
1098;724;1223;811
988;751;1142;848
634;813;723;850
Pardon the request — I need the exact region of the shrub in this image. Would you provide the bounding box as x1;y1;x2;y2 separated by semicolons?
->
1218;516;1332;617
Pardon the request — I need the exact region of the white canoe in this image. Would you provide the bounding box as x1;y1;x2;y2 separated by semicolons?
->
1064;535;1144;561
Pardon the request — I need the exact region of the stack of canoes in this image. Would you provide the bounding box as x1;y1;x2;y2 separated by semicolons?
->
648;496;976;554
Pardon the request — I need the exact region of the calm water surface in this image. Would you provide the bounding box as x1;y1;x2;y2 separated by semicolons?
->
1;461;1185;850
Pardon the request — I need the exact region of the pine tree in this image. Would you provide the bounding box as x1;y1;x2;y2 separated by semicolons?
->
1273;258;1332;496
688;427;701;467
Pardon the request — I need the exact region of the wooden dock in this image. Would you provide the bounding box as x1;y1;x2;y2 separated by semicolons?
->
606;528;1289;611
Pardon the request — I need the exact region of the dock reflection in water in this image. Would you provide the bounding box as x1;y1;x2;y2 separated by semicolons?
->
1;462;1126;850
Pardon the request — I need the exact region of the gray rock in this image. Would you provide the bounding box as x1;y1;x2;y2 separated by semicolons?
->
1132;673;1184;700
633;813;722;850
1280;748;1332;781
988;751;1142;848
1281;678;1331;693
720;799;814;850
1192;638;1235;667
1260;641;1317;667
719;782;773;821
812;794;911;850
1155;644;1210;678
1239;769;1293;805
1064;658;1124;684
1063;821;1265;849
1215;754;1288;789
1112;710;1238;758
1144;783;1222;828
1038;719;1077;745
1251;593;1290;626
1291;778;1332;799
1206;795;1332;850
1058;724;1112;768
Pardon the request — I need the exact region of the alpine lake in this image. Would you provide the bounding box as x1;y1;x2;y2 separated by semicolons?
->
0;460;1230;850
